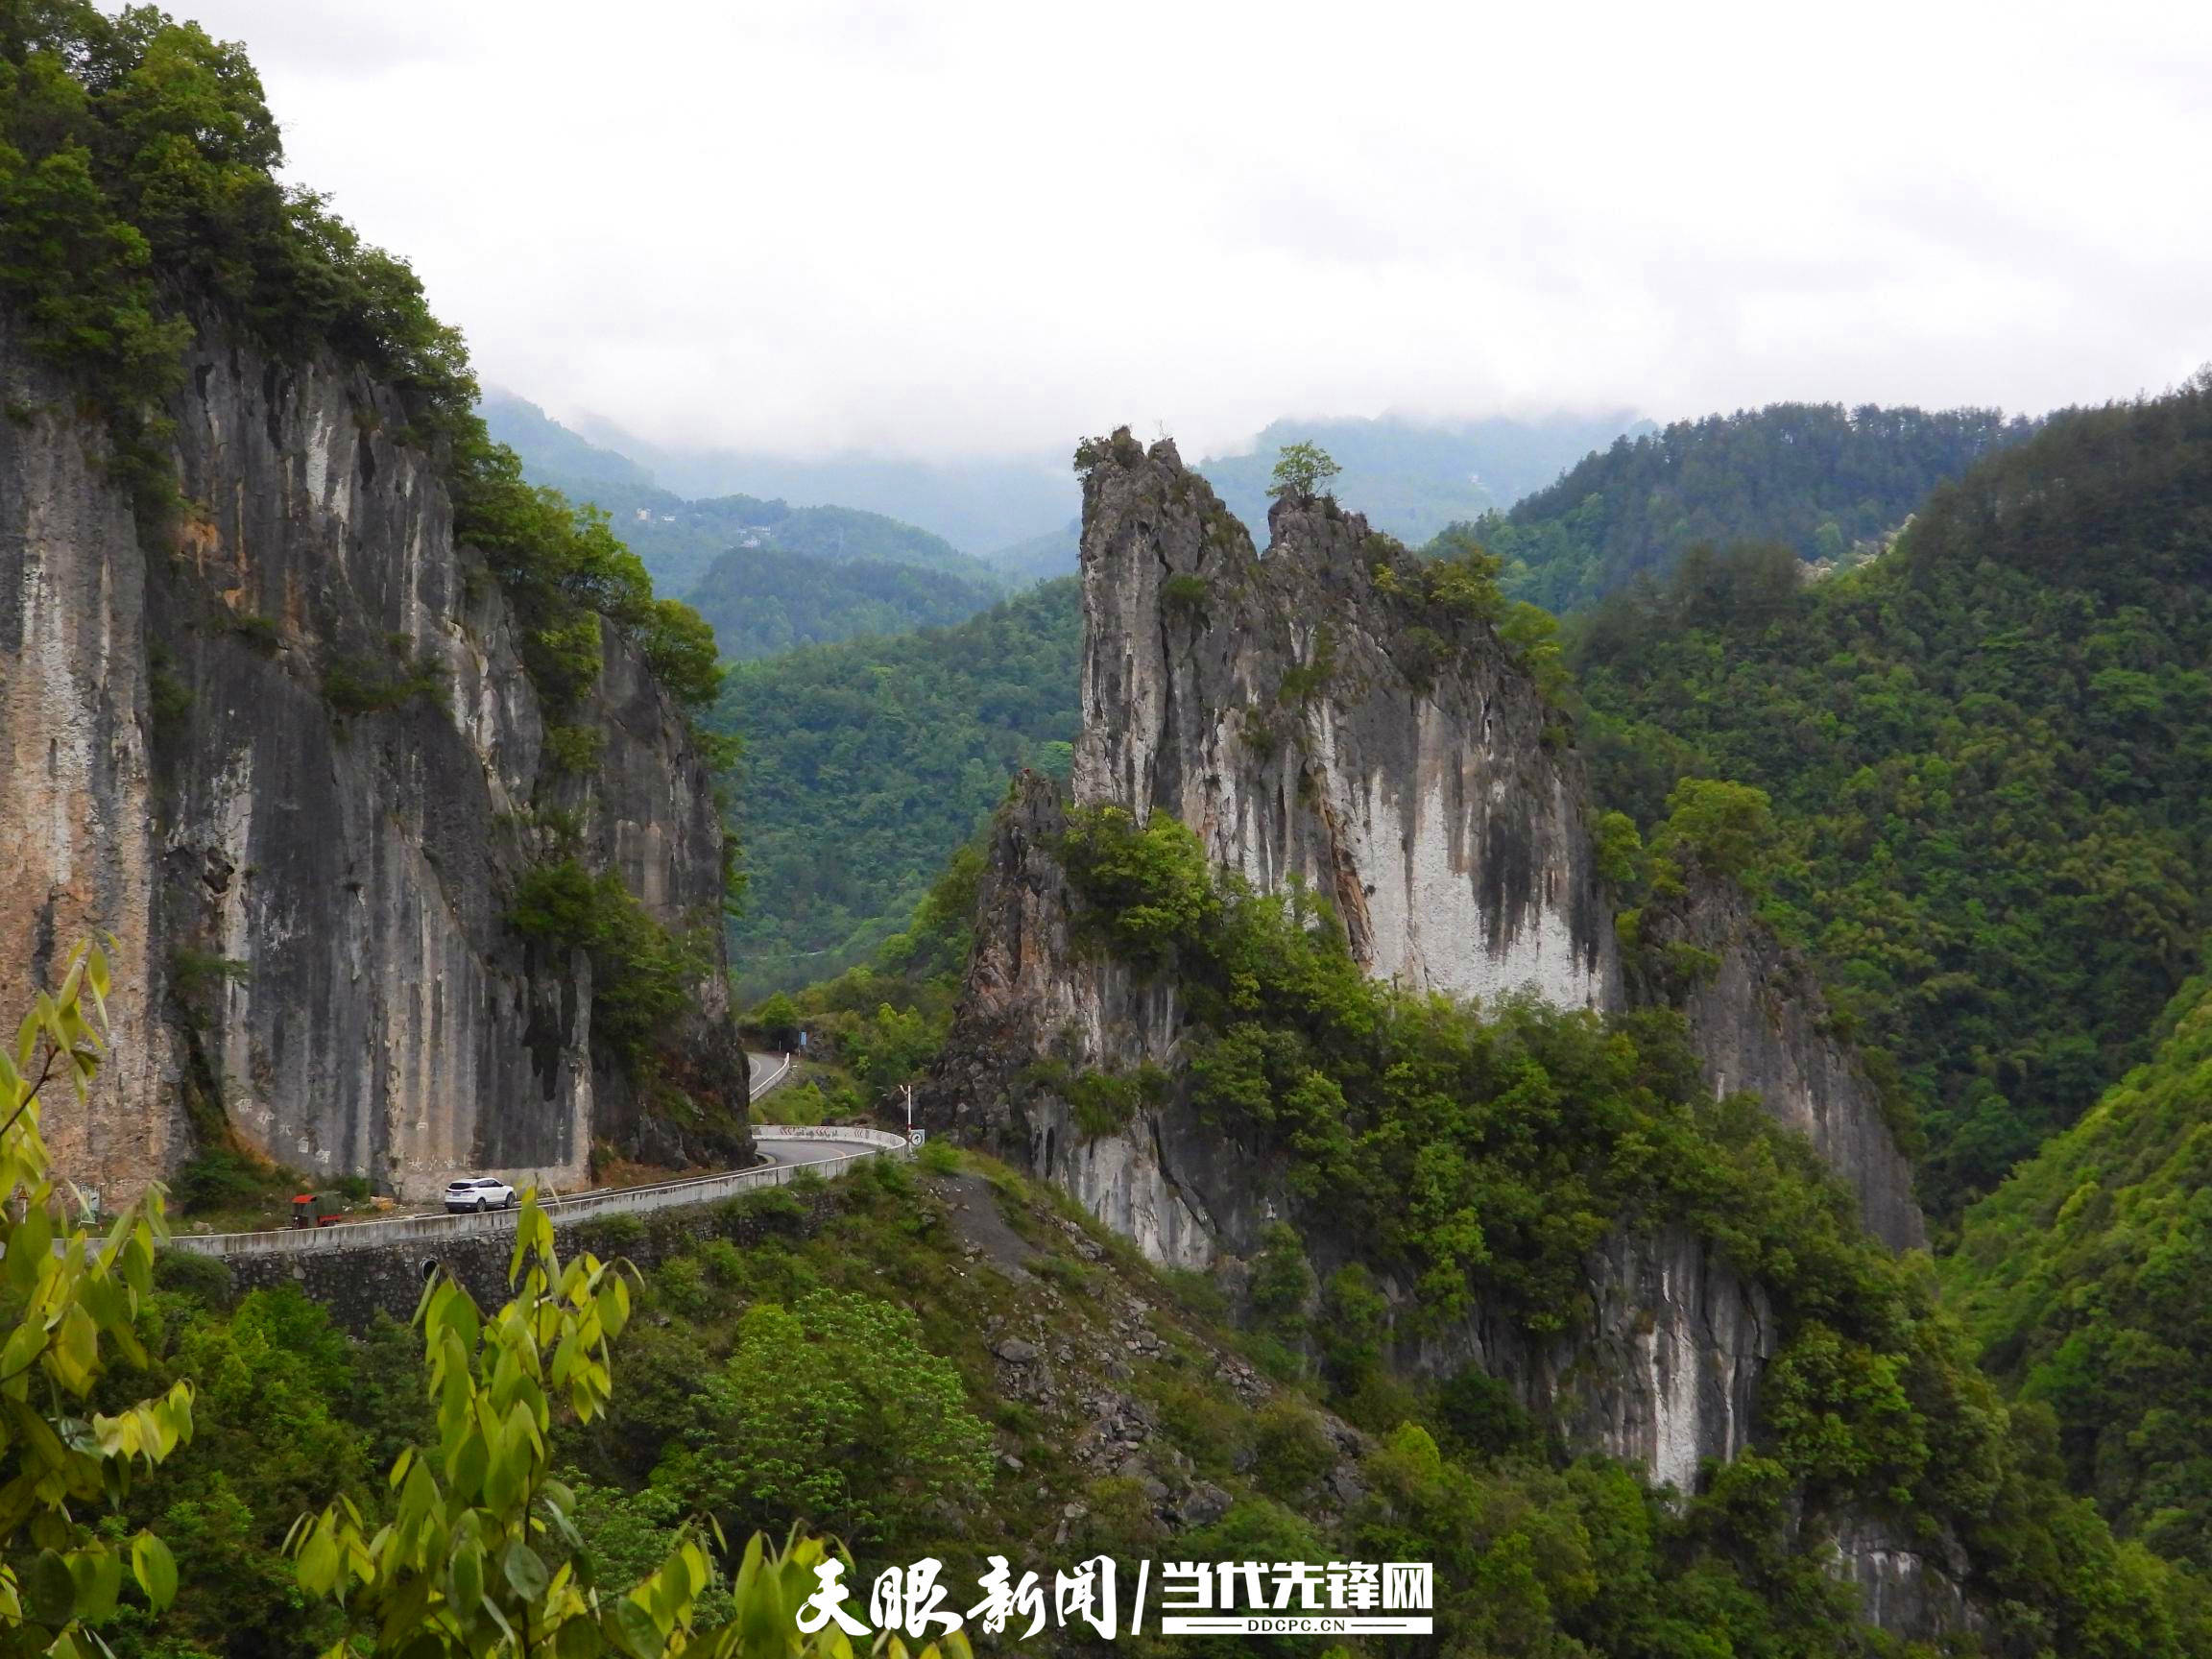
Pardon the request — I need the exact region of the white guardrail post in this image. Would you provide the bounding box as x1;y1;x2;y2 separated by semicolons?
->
165;1125;909;1262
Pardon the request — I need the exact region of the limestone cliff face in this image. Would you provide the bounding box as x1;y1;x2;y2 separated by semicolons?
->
938;773;1243;1270
930;432;1932;1504
1642;877;1925;1252
0;313;747;1203
1073;436;1617;1011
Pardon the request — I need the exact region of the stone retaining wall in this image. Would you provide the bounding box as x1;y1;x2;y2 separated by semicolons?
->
204;1183;848;1328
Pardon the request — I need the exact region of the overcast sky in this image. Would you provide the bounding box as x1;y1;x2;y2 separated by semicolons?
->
167;0;2212;460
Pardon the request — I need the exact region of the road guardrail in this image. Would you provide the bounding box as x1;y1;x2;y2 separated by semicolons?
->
166;1125;906;1262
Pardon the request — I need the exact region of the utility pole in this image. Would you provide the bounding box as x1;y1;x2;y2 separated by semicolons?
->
902;1083;915;1142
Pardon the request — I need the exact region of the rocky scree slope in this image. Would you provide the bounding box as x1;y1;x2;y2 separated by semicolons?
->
0;311;748;1203
926;434;1939;1605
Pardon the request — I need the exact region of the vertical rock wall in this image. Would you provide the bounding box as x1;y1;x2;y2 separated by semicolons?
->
0;314;746;1202
1642;877;1926;1251
1071;438;1619;1011
0;325;171;1190
934;772;1774;1482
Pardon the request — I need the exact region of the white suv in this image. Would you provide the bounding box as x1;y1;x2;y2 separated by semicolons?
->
444;1177;517;1214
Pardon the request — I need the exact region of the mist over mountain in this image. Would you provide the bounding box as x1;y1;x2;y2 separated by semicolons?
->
11;5;2212;1655
566;416;1078;555
480;392;1000;596
492;397;1674;581
478;388;660;494
981;518;1081;584
1195;410;1653;545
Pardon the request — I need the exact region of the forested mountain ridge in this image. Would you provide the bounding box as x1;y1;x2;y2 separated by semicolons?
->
685;544;999;661
1483;400;2037;610
912;429;2200;1651
709;580;1081;998
709;396;2088;1036
14;6;2212;1658
1569;375;2212;1220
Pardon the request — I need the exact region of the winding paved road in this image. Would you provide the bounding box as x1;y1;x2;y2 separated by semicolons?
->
167;1049;901;1261
748;1049;795;1100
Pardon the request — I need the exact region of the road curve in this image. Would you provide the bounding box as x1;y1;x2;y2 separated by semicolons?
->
747;1049;796;1098
757;1131;882;1169
746;1050;874;1169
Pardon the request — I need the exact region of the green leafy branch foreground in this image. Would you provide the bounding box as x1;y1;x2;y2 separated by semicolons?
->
0;945;960;1659
283;1200;963;1659
12;935;2212;1657
0;940;191;1657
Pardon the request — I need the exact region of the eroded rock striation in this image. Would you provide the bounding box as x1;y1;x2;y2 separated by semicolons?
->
930;432;1936;1586
1074;439;1618;1012
0;313;747;1203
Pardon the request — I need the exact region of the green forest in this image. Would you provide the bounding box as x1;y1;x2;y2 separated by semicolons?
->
1948;969;2212;1577
1564;379;2212;1221
709;580;1081;998
1479;403;2035;611
685;546;998;661
1022;802;2208;1655
700;402;2048;1008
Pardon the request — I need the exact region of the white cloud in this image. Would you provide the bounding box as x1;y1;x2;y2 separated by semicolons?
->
170;0;2212;458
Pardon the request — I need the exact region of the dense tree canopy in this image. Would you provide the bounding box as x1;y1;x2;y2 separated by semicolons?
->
1948;972;2212;1576
0;2;472;475
1045;803;2209;1656
685;545;998;661
712;580;1080;998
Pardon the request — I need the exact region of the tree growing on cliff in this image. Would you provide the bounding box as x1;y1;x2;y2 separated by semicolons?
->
1269;442;1341;502
0;938;197;1647
1648;777;1779;890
